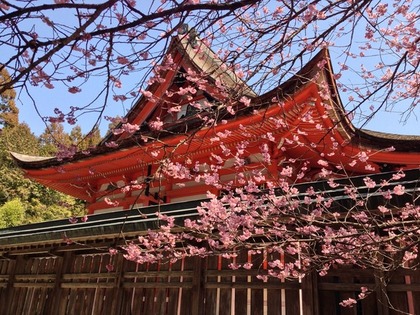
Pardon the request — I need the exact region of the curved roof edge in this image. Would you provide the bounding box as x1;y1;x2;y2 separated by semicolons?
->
11;48;420;170
10;152;54;163
256;48;420;150
354;129;420;151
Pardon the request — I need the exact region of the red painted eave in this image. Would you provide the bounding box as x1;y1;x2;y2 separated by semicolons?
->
11;48;420;201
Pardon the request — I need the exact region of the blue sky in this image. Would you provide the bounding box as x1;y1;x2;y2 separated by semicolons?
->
15;72;420;137
9;0;420;137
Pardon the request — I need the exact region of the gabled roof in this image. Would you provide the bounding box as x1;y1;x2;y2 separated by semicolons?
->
10;41;420;204
11;32;257;171
101;32;256;145
251;49;420;175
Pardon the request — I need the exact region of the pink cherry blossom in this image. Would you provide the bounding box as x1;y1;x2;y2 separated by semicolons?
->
104;197;119;207
149;118;163;131
363;177;376;189
339;298;357;307
393;184;405;195
122;123;140;134
68;86;81;94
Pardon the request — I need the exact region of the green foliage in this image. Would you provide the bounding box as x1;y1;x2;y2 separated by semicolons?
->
0;199;24;228
0;123;87;226
70;125;101;151
38;122;71;155
0;123;45;207
39;123;101;155
23;189;85;224
0;67;19;128
0;122;40;165
0;70;89;227
0;124;87;224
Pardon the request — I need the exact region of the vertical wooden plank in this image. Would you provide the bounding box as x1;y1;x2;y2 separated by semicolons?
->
137;260;150;313
144;261;159;314
0;259;9;314
387;271;409;315
90;254;104;315
20;257;38;315
119;288;133;315
39;257;56;313
89;255;102;314
76;255;93;315
352;269;377;315
266;288;281;315
110;253;124;315
97;254;115;315
33;257;53;315
204;256;218;315
0;258;8;274
235;251;249;315
120;258;134;314
0;258;16;314
316;274;338;315
155;258;171;315
167;259;182;315
129;262;143;313
180;256;194;315
40;256;60;314
7;256;27;315
301;272;316;315
154;260;168;315
15;287;29;315
55;252;74;315
23;258;40;315
251;284;263;315
359;290;378;315
191;256;206;315
336;271;357;315
251;250;265;315
66;254;84;315
219;256;232;315
410;269;420;315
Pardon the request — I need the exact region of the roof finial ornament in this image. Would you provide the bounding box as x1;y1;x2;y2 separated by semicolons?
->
188;28;198;48
178;24;189;35
177;24;198;48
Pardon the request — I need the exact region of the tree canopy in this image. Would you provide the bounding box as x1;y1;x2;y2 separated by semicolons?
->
0;68;95;226
0;0;418;132
0;67;19;128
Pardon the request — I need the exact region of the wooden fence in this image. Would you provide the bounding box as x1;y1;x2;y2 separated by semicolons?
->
1;249;419;315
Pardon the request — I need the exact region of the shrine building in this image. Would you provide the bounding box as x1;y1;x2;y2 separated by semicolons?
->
10;33;420;214
1;31;419;315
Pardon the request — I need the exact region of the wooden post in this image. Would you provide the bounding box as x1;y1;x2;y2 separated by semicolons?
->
110;253;125;314
6;255;28;315
41;254;63;314
1;256;18;314
374;271;389;315
301;271;318;315
50;252;74;315
190;256;206;315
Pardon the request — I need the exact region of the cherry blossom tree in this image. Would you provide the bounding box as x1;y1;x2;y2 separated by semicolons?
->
1;0;419;310
0;0;418;128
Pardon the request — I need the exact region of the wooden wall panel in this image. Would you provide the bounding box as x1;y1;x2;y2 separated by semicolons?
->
0;250;418;315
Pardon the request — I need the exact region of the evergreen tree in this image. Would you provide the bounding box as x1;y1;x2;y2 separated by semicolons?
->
0;67;19;128
79;126;101;150
0;77;85;225
38;122;71;155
